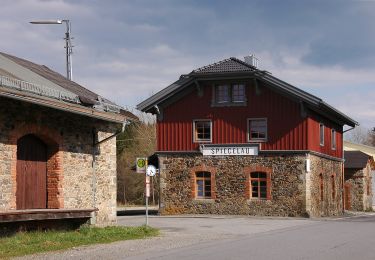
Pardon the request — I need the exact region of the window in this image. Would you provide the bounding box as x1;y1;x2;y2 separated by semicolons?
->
320;174;324;201
193;120;212;142
250;172;268;199
331;129;336;150
232;84;246;102
248;118;267;141
214;84;246;105
195;172;211;199
216;85;230;103
319;123;324;146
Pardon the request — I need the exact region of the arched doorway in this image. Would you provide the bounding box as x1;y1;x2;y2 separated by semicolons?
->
16;134;47;209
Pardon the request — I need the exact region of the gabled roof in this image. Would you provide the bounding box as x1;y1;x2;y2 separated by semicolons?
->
0;52;137;122
137;57;358;127
344;150;374;169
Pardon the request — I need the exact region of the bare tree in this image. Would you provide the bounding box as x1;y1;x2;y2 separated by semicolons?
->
345;126;374;146
116;113;157;206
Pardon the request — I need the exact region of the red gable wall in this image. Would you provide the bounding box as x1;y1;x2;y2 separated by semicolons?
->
157;81;343;158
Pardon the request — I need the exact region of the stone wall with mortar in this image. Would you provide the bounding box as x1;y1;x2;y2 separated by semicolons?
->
345;164;373;211
0;97;118;226
158;153;308;217
306;154;343;217
158;152;344;217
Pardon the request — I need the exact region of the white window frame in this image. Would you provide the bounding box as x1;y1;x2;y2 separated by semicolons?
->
247;118;268;142
193;119;212;143
319;123;325;146
331;129;336;150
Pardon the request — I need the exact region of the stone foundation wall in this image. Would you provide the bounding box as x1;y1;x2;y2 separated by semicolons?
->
158;152;344;217
0;97;118;226
158;153;308;217
345;165;373;211
307;154;343;217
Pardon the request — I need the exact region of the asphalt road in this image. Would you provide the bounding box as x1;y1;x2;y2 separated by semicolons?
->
19;214;375;260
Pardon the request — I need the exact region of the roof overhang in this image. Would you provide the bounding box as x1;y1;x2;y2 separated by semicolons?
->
137;71;358;127
0;86;128;124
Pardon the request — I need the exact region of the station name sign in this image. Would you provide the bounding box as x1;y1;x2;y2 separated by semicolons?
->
200;144;259;156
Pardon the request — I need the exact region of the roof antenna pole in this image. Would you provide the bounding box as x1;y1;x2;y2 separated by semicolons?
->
64;20;73;80
30;19;73;80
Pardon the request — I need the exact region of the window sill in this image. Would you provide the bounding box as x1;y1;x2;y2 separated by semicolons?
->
247;139;267;143
211;101;247;107
193;140;212;144
193;198;215;204
247;199;271;204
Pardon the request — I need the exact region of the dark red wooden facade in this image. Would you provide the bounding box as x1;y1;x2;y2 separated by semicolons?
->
157;80;343;158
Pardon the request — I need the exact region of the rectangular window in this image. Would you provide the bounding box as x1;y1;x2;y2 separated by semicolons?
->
248;118;267;141
250;172;268;199
319;123;324;146
196;172;211;199
331;129;336;150
216;85;230;103
214;84;246;105
320;174;324;201
193;120;212;143
232;84;245;102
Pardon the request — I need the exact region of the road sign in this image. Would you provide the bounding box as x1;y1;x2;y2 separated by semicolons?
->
136;157;147;173
146;165;157;177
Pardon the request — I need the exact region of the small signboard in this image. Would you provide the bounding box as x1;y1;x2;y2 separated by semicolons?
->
200;144;259;156
145;176;151;197
136;157;147;173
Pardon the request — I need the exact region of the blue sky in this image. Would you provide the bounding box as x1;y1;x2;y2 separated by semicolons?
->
1;0;374;128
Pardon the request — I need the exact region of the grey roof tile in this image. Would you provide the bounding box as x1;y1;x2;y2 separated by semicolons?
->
192;57;256;74
0;52;98;104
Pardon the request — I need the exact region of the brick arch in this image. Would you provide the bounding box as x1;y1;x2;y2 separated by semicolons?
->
243;165;272;200
190;165;217;199
9;123;64;209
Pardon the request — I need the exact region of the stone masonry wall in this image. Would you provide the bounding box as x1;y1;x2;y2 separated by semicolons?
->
0;97;118;226
308;154;343;217
158;154;308;217
345;165;373;211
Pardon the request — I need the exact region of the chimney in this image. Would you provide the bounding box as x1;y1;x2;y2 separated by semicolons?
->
244;54;258;68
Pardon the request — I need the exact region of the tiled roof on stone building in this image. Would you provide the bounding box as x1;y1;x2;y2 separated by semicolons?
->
344;150;374;169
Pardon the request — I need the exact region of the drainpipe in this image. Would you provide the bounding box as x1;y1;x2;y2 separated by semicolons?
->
91;120;130;224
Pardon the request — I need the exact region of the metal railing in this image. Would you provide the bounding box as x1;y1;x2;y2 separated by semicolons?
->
0;75;80;103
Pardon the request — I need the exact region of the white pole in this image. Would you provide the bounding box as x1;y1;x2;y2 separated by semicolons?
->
145;160;149;226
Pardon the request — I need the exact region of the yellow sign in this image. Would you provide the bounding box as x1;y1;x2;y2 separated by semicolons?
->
136;157;147;173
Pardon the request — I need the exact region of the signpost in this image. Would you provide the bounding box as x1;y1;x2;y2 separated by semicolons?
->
136;157;158;226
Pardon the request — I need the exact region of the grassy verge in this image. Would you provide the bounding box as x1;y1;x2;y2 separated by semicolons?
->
0;225;158;258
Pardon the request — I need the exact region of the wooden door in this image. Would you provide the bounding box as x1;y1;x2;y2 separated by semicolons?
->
344;183;351;210
16;134;47;209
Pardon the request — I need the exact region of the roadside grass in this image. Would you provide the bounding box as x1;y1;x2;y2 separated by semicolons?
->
0;225;158;258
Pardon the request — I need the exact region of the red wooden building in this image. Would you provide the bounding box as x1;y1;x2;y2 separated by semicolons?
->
138;56;357;217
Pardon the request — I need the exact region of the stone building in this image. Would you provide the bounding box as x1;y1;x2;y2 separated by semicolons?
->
137;56;357;217
344;151;374;211
0;52;136;227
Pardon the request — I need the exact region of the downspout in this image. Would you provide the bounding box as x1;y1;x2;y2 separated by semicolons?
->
91;119;129;224
153;105;162;212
